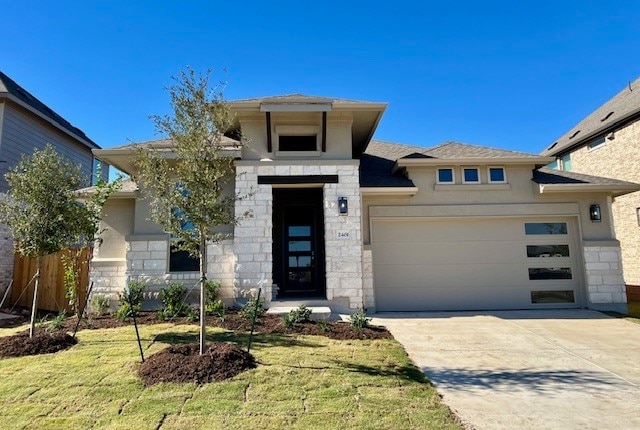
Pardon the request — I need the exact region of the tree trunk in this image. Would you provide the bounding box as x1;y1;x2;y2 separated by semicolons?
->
199;234;207;355
29;255;43;338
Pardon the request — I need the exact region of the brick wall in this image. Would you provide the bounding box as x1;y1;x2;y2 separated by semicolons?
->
569;120;640;286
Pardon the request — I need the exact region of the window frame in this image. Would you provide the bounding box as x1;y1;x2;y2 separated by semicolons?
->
462;167;480;184
487;166;507;184
587;137;606;152
436;167;455;184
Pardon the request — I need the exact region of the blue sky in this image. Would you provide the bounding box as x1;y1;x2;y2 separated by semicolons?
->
3;0;639;158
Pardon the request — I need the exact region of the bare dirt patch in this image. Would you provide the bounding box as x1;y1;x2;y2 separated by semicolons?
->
0;331;77;358
139;342;255;386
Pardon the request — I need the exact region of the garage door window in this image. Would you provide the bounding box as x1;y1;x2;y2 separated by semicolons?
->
526;245;570;258
531;290;575;303
524;222;567;235
528;267;572;280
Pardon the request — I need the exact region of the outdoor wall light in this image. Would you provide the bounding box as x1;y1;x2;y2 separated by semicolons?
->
338;197;348;215
590;204;602;222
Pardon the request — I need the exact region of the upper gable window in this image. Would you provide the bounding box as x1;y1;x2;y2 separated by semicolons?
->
437;168;454;184
462;168;480;184
560;154;571;171
279;135;316;151
488;167;506;183
587;137;606;151
275;125;320;154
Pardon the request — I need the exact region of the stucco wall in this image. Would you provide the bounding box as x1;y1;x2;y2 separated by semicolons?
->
567;120;640;286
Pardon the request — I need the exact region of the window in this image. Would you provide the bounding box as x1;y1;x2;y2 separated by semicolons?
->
169;189;199;272
462;168;480;184
524;222;568;235
488;167;506;183
587;137;606;151
528;268;572;280
279;135;317;151
437;168;454;184
169;244;200;272
560;154;571;171
91;158;102;185
526;245;570;258
531;290;575;304
547;159;559;170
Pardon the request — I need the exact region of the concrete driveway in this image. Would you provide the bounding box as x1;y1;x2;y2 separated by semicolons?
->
371;310;640;430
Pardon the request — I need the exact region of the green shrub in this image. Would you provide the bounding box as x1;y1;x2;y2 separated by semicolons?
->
185;307;200;322
38;310;67;333
159;282;190;319
240;296;265;321
349;308;371;331
204;280;225;316
283;305;312;328
318;319;330;332
115;281;145;322
90;295;110;316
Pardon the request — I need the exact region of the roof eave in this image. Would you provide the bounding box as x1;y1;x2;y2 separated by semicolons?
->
360;186;418;197
392;156;555;173
0;93;100;150
542;106;640;157
538;183;640;197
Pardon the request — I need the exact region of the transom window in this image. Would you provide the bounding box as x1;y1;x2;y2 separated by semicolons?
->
437;168;454;184
488;167;506;183
462;168;480;184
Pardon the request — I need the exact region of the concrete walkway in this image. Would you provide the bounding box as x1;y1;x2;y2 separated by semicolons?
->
371;310;640;430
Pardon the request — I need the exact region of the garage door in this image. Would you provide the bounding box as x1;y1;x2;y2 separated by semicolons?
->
372;218;582;311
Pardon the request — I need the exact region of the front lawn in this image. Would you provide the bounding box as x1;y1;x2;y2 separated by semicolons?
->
0;323;460;429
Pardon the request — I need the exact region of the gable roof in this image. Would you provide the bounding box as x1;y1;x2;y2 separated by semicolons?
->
542;77;640;157
360;140;423;188
0;71;99;149
419;141;542;159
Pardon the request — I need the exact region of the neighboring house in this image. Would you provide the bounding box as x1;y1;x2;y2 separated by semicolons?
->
541;77;640;300
90;94;639;313
0;71;106;295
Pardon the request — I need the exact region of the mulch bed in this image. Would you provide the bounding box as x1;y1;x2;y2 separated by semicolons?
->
139;342;255;386
0;331;77;358
59;311;393;340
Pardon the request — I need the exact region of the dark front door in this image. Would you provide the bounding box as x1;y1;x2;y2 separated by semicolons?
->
273;189;325;298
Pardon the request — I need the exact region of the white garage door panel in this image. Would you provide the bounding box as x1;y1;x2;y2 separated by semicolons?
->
372;218;581;311
374;240;526;266
375;286;531;311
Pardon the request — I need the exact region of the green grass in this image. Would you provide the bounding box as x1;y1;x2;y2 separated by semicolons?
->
0;323;459;429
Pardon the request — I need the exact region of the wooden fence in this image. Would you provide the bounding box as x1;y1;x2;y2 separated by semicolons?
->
10;248;92;313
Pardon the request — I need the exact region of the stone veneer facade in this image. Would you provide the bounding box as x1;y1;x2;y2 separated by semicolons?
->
583;244;626;311
234;160;364;311
568;120;640;287
90;161;365;312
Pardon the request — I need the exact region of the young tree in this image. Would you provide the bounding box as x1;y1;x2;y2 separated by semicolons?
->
135;69;246;355
0;145;120;337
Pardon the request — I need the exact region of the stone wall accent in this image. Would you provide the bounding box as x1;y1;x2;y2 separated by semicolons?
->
234;161;364;310
0;223;13;300
206;239;236;300
569;120;640;286
362;248;374;309
583;245;627;311
90;258;126;301
234;164;273;301
323;164;363;310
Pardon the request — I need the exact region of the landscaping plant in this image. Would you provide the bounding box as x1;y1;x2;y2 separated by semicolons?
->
204;279;225;316
240;296;265;321
90;295;110;316
349;308;371;331
284;305;313;328
158;282;190;319
116;281;145;322
134;68;250;354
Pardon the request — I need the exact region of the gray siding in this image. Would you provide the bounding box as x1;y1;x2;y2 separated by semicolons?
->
0;103;94;192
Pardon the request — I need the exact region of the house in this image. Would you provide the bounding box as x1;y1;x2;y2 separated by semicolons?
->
90;94;639;313
541;77;640;303
0;71;106;295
